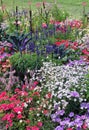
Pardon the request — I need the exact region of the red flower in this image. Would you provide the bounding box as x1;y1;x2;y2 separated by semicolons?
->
25;119;30;124
82;48;89;55
66;128;73;130
26;126;39;130
55;41;62;46
43;109;48;115
32;92;40;96
55;40;69;48
37;121;43;127
45;92;52;99
17;114;23;119
82;123;88;129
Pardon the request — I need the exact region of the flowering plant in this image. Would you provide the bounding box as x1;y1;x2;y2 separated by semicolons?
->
0;41;12;72
0;82;54;130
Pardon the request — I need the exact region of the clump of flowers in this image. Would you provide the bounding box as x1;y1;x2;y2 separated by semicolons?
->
0;69;19;91
39;61;88;108
0;82;54;130
51;98;89;130
0;41;13;72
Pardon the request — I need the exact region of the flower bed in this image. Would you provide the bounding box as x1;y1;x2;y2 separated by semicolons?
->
0;1;89;130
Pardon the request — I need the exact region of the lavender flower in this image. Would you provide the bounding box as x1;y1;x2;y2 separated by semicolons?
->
55;126;64;130
69;112;74;117
70;91;80;98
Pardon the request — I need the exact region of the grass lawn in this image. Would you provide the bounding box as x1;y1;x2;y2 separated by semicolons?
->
0;0;89;18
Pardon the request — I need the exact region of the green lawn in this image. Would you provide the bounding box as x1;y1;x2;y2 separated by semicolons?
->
0;0;89;18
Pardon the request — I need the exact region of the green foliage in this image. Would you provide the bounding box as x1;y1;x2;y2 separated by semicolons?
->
0;26;9;41
65;97;80;115
0;10;3;23
84;73;89;101
33;3;51;29
9;52;43;75
55;26;79;41
51;4;69;21
53;45;80;64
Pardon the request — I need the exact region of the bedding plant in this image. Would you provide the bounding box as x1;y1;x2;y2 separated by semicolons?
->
0;2;89;130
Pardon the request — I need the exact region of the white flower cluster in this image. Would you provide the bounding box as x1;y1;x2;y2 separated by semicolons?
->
78;33;89;50
40;62;88;104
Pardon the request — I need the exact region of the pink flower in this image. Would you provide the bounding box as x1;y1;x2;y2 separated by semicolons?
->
9;95;17;101
2;113;15;122
45;92;52;99
0;104;12;111
17;114;23;119
29;97;33;103
43;109;49;115
42;23;47;28
82;2;87;6
37;121;43;127
6;124;9;129
0;91;7;97
66;128;73;130
15;88;20;93
28;1;32;6
82;48;89;55
82;123;88;129
27;126;39;130
36;2;42;8
25;119;30;124
32;92;40;96
13;107;23;114
31;126;39;130
34;81;38;86
20;91;28;96
22;85;27;90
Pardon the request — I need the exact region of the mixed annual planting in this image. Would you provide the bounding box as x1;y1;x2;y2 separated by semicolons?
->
0;1;89;130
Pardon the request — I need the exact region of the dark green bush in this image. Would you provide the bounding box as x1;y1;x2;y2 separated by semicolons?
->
9;52;43;75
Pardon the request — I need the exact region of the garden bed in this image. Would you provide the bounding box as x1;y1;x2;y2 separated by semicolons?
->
0;1;89;130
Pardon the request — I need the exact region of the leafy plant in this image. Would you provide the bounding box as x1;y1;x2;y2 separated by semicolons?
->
9;52;43;79
51;4;69;22
84;73;89;101
7;31;31;52
0;10;3;23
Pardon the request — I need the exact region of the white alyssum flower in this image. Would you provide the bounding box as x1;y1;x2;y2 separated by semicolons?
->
38;62;89;108
19;120;23;123
24;103;28;108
